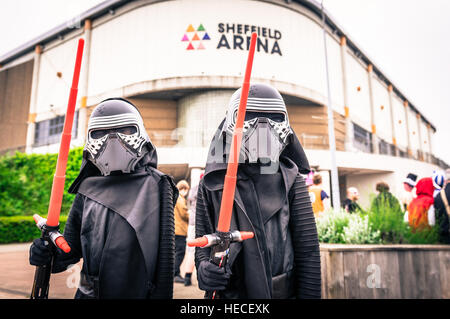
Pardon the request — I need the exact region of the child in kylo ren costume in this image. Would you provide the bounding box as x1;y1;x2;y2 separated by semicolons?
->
195;84;321;299
29;98;178;299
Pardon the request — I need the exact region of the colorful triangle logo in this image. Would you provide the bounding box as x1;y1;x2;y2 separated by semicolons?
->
192;33;200;41
186;42;194;50
186;24;195;32
183;24;209;50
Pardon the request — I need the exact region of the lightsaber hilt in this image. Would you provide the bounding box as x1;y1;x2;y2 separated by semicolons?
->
30;230;56;299
33;214;71;253
187;230;254;299
30;215;67;299
187;230;254;249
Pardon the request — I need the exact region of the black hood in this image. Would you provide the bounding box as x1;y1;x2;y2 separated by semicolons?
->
203;119;310;189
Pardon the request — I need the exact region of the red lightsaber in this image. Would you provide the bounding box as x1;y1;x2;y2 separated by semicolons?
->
31;38;84;299
218;32;257;232
188;32;258;299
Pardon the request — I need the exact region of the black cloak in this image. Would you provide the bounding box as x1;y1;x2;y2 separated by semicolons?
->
195;120;321;299
53;146;177;299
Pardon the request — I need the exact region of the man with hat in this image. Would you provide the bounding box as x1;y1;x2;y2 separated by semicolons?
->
400;173;417;212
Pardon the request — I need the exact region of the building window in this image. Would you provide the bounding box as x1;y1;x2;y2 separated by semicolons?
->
352;123;372;153
390;144;396;156
398;149;408;158
378;139;396;156
34;111;78;147
379;139;389;155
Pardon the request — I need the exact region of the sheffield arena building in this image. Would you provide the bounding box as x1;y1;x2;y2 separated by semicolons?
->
0;0;448;208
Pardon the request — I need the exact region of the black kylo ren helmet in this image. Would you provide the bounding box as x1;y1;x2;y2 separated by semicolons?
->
84;98;154;176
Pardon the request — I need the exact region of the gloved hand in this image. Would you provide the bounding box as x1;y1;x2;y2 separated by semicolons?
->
197;260;231;292
29;238;53;266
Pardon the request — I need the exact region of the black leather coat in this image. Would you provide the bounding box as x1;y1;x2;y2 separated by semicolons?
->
52;151;177;299
195;122;321;299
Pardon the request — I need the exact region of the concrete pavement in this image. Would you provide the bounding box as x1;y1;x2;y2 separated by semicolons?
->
0;242;204;299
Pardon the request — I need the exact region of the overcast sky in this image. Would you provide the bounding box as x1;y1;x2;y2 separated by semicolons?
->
1;0;449;164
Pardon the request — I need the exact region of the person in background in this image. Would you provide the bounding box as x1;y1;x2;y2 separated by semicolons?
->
405;177;435;232
174;180;190;283
342;187;363;214
308;173;330;217
432;170;445;198
433;169;450;244
399;173;417;212
183;173;204;286
370;182;402;214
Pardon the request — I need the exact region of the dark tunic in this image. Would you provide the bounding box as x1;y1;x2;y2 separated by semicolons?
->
52;151;177;299
342;198;363;214
195;121;321;299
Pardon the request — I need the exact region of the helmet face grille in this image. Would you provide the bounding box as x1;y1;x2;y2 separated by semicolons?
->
224;84;293;144
222;84;293;164
86;134;108;157
117;132;147;152
86;113;149;159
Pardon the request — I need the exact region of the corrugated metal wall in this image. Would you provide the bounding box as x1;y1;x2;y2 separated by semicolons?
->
0;60;34;154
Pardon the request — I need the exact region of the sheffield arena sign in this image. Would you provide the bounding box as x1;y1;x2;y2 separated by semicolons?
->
182;23;282;56
217;23;282;56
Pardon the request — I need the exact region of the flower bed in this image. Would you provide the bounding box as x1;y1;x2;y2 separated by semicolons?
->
316;206;440;245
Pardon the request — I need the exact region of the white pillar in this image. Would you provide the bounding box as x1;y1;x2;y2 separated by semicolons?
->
77;19;92;145
367;64;379;154
25;45;42;153
427;124;433;157
387;84;398;156
339;36;353;152
416;113;424;161
403;100;412;158
321;5;340;209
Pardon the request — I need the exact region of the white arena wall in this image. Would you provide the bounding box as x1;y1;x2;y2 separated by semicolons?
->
0;0;444;206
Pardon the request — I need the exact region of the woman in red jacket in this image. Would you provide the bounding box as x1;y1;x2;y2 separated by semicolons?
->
406;177;435;232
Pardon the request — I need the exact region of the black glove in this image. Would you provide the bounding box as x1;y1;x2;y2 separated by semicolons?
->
197;260;231;292
29;238;53;266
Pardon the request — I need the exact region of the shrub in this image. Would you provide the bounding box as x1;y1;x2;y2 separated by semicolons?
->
316;209;381;244
0;215;67;244
367;204;408;243
0;148;83;217
316;200;441;245
316;209;350;243
342;214;381;244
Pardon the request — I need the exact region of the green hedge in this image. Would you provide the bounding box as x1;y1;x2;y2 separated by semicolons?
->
0;215;67;244
0;147;83;217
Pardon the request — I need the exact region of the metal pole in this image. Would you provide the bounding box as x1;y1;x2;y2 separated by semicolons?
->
321;1;341;209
